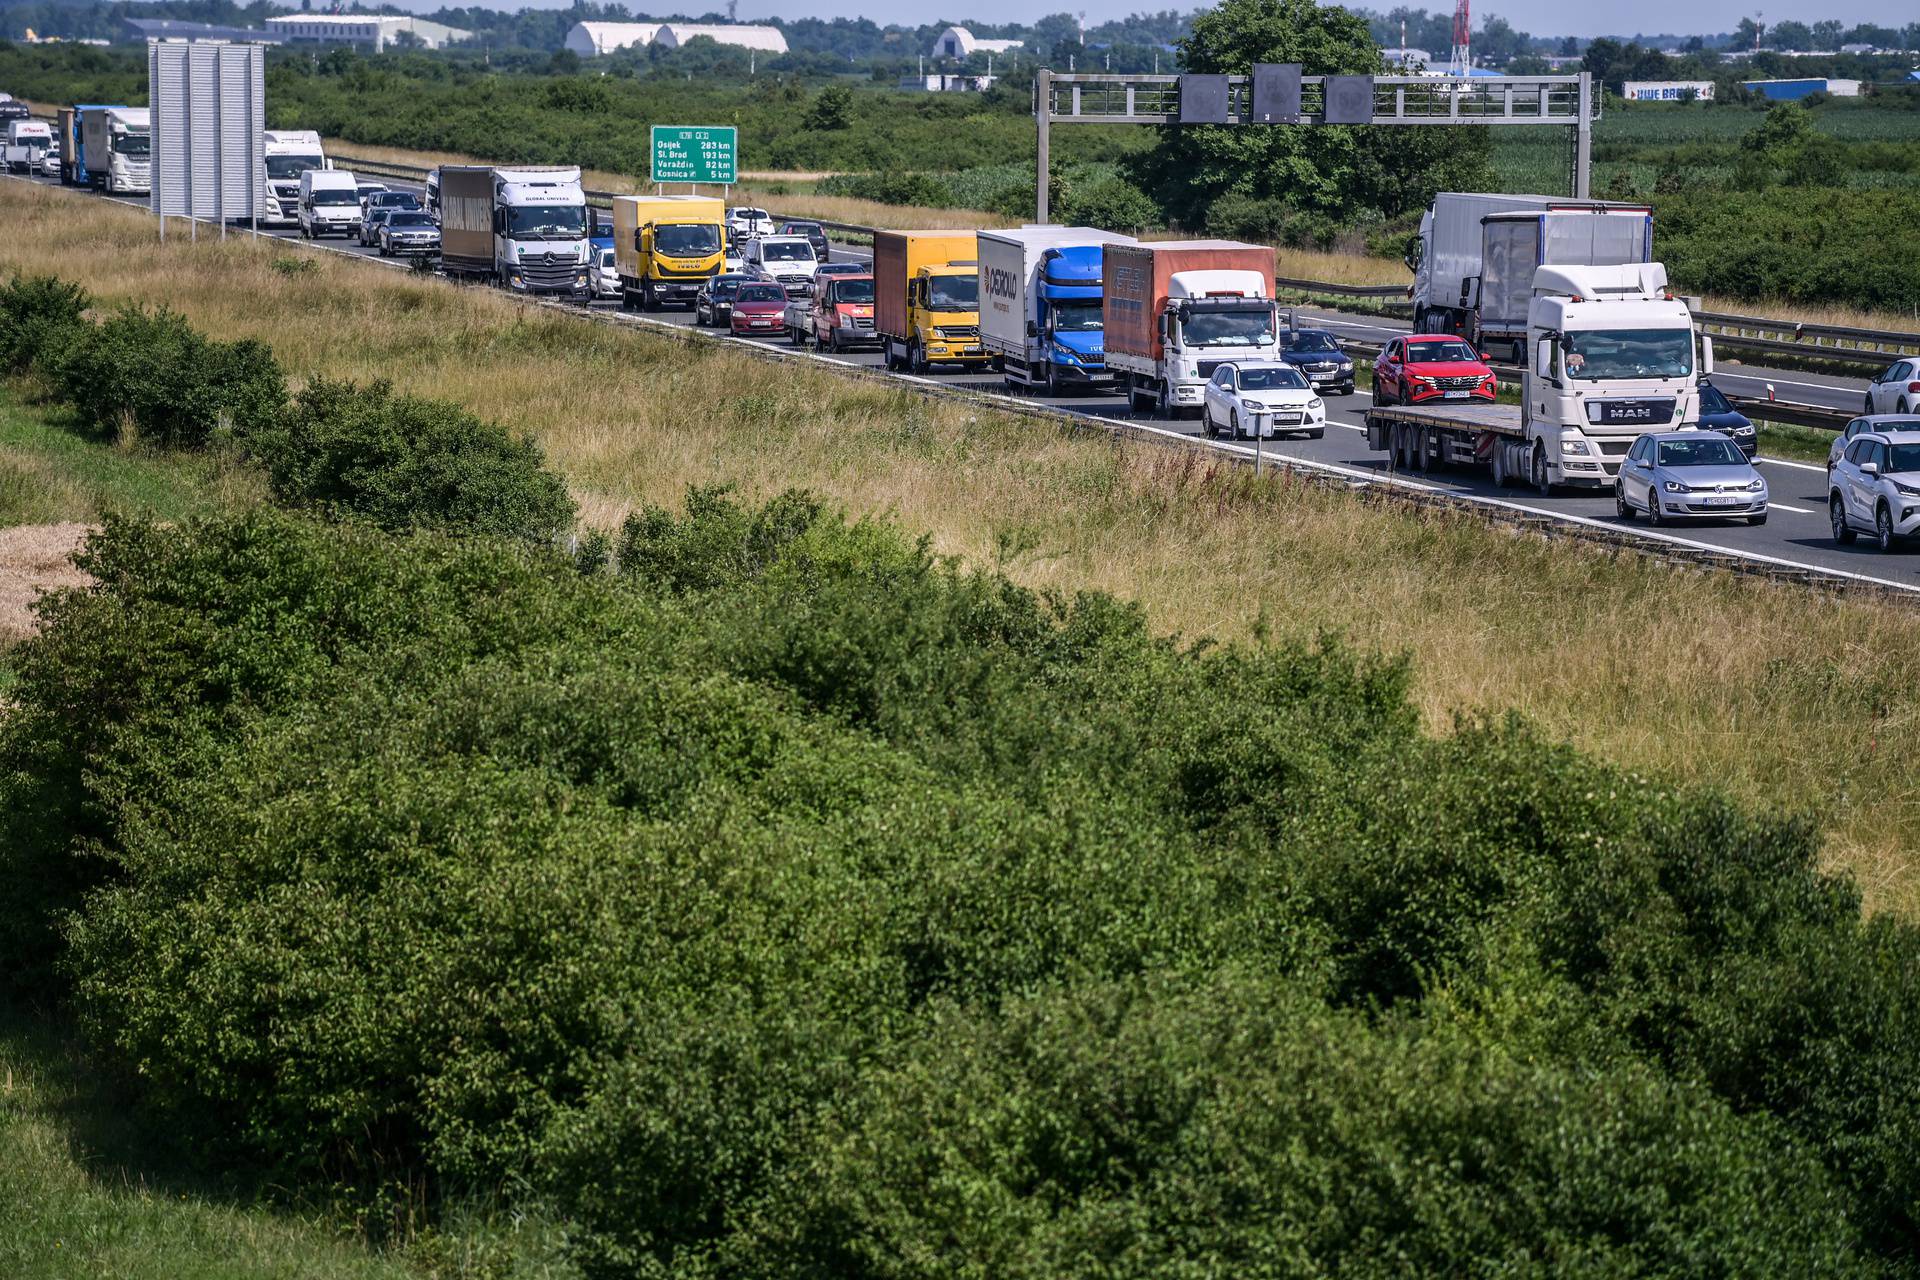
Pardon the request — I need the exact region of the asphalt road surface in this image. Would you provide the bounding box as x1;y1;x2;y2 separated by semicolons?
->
16;167;1914;594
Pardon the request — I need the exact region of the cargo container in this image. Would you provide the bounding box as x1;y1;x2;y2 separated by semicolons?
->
873;230;987;372
977;226;1135;394
1103;240;1278;417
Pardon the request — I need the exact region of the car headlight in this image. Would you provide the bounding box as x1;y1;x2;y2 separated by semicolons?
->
1894;480;1920;497
1307;397;1324;411
1733;424;1755;435
1051;345;1078;362
1561;438;1589;455
1749;478;1767;492
1662;479;1690;493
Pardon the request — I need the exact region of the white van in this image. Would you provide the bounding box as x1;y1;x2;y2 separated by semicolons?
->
299;168;362;239
4;120;53;175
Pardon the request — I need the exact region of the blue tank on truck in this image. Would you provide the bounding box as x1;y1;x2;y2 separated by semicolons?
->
976;226;1136;395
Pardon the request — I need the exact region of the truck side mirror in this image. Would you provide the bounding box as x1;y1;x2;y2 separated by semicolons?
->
633;228;644;251
1536;338;1552;377
1026;319;1038;337
1700;335;1714;377
491;209;504;234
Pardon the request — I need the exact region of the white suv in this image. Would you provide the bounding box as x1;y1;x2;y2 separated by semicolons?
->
1865;357;1920;415
1829;429;1920;551
727;206;775;240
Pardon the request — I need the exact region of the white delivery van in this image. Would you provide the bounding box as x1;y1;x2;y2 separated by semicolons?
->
299;168;362;239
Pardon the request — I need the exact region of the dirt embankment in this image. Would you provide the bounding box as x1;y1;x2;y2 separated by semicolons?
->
0;523;90;647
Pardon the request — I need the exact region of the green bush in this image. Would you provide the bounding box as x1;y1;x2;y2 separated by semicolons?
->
54;305;284;447
0;273;90;376
815;170;958;209
4;491;1918;1274
253;376;574;541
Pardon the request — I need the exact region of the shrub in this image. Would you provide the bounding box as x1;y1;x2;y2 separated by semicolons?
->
0;272;91;376
815;170;958;208
53;305;284;447
1057;176;1159;232
252;376;574;541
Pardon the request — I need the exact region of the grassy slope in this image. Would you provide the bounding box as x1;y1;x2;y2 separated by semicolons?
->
0;1016;419;1280
0;178;1915;916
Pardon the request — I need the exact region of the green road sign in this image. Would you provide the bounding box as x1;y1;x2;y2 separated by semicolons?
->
651;125;738;184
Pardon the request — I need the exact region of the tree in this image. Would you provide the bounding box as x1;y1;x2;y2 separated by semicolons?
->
1811;20;1843;51
1128;0;1491;231
1768;20;1813;51
1734;17;1764;51
801;84;854;131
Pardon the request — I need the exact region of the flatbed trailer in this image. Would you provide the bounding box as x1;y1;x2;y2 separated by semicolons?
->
1365;401;1623;491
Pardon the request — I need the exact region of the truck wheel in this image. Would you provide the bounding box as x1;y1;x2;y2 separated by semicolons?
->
909;342;926;375
1531;444;1554;498
1043;365;1059;397
1490;444;1508;487
1157;382;1174;419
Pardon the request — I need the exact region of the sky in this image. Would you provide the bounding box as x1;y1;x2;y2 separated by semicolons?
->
387;0;1918;35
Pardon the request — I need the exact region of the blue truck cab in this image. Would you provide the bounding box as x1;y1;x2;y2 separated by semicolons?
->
977;226;1137;395
1037;244;1110;388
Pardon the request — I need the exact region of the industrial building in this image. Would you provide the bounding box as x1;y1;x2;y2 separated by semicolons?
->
654;24;788;54
563;22;664;57
262;14;471;52
1740;77;1863;99
930;26;1023;59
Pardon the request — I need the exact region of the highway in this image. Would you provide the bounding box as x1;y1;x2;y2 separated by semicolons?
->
15;165;1917;595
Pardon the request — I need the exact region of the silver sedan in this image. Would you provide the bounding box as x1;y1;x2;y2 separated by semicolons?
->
1617;431;1768;527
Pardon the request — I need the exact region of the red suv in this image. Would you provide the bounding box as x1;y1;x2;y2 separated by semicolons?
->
1372;334;1497;406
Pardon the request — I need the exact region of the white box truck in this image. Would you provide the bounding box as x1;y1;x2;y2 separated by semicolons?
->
1367;261;1713;494
4;120;52;174
263;130;326;226
1409;192;1653;361
977;226;1136;395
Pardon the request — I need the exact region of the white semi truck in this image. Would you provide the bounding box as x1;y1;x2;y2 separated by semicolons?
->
1408;192;1654;363
1103;240;1281;418
263;130;327;226
79;106;149;195
1367;262;1713;495
438;165;590;299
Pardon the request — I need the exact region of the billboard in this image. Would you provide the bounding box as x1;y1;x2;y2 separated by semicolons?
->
148;39;265;223
1621;81;1715;102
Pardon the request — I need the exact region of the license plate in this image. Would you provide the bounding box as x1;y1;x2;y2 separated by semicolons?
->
1704;495;1742;506
1443;390;1472;400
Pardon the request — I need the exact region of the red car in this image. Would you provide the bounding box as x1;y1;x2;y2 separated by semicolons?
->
729;282;787;337
1372;334;1497;406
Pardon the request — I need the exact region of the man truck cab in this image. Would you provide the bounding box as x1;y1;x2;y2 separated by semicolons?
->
79;106;149;195
299;168;363;239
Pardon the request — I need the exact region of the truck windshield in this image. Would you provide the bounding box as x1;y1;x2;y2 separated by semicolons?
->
1566;328;1692;380
762;241;814;262
503;205;586;240
832;278;875;304
656;224;721;256
266;155;323;180
1182;307;1275;348
1052;302;1102;333
112;133;149;156
1655;438;1745;467
928;275;977;310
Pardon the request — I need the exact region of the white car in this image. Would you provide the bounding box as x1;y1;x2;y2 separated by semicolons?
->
39;141;60;178
743;235;819;297
590;246;620;300
727;206;775;240
1201;361;1326;439
1865;357;1920;415
1829;428;1920;551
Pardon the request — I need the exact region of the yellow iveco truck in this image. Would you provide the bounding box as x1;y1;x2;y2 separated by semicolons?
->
612;194;729;312
874;230;988;373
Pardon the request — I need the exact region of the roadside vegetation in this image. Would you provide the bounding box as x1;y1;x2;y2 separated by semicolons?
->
6;144;1920;1276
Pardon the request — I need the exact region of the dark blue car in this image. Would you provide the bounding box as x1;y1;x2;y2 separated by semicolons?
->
1276;328;1356;396
1697;379;1756;458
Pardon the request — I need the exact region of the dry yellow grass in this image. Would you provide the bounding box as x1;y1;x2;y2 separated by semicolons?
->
3;177;1917;913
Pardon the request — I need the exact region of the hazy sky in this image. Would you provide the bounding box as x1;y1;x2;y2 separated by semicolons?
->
437;0;1919;33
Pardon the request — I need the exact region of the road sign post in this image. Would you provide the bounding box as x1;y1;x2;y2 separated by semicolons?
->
650;125;738;187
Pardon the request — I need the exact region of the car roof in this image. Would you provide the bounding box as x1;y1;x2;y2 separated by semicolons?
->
1404;333;1468;342
1860;430;1920;443
1645;430;1745;442
1857;415;1920;425
1219;360;1300;372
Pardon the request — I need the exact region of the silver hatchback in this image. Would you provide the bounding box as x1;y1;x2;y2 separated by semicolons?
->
1830;429;1920;552
1616;431;1768;526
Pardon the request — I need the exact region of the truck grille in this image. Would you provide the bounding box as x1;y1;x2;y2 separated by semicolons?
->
937;325;979;340
521;254;579;287
852;317;875;330
1595;439;1634;457
1432;375;1484;391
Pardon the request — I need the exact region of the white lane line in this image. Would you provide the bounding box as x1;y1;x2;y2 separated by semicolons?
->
1770;502;1814;513
1756;456;1827;474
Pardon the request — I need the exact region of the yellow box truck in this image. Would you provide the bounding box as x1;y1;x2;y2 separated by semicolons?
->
873;230;987;373
612;194;729;311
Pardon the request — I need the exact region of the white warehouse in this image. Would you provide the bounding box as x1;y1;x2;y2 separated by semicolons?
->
655;24;788;53
263;14;470;51
931;26;1023;59
563;22;663;57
